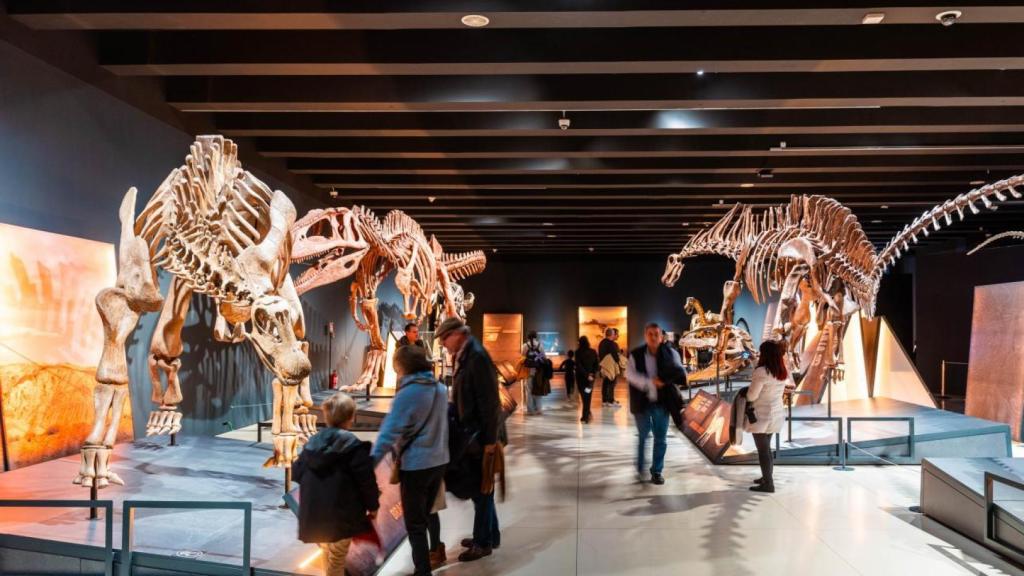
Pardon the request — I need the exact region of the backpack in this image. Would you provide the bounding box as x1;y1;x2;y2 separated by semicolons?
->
541;357;554;380
524;342;545;368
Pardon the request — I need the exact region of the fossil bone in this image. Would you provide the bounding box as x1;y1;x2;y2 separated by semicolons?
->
291;205;487;392
75;136;312;488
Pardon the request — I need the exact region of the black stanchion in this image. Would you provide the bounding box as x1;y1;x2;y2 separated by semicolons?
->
89;484;99;520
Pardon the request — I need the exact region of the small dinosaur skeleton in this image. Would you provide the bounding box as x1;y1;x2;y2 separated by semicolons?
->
664;177;1021;398
76;136;313;489
291;206;486;391
679;294;756;383
968;230;1024;255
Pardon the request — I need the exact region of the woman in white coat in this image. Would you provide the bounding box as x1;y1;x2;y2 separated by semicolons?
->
744;340;792;493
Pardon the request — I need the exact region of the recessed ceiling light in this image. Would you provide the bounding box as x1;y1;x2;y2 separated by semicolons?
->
740;183;754;188
461;14;490;27
547;234;557;238
871;219;883;224
696;69;705;76
427;196;436;203
542;222;553;226
681;222;689;226
588;247;595;252
492;248;498;253
862;12;886;24
970;180;985;185
880;205;889;209
718;199;725;204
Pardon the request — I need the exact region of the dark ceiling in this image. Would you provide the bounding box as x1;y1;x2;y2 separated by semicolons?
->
7;1;1024;256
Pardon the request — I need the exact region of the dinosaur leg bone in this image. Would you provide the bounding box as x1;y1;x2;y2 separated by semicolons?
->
146;277;191;437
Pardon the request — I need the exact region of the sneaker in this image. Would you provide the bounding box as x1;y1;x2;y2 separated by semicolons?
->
651;473;665;485
458;545;493;562
429;543;447;569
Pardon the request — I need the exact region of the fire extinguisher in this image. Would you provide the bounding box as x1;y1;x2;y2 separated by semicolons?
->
329;369;339;390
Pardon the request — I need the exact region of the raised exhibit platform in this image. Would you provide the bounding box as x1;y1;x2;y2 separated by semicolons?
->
682;392;1012;466
921;458;1024;566
0;436;317;576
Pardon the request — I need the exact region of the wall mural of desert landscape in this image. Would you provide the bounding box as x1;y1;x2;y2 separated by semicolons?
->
0;223;132;470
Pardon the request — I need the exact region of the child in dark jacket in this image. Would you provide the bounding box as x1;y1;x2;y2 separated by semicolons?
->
559;350;577;398
293;392;380;576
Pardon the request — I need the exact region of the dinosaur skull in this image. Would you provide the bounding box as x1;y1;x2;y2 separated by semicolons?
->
291;209;369;294
662;253;684;287
683;296;697;315
247;295;311;385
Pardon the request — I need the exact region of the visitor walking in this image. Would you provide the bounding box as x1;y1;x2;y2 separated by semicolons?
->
371;346;450;575
625;323;687;485
559;349;577;402
598;328;622;407
293;392;380;576
436;317;504;563
574;336;599;423
745;340;791;494
522;331;548;415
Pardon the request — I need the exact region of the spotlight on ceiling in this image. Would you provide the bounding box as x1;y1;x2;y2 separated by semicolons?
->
862;12;886;24
970;179;985;186
881;205;889;209
542;222;553;226
871;219;883;224
547;234;558;238
328;188;338;199
492;248;498;253
756;168;774;179
588;247;595;252
427;196;436;203
461;14;490;27
740;183;755;188
936;10;962;26
696;69;705;76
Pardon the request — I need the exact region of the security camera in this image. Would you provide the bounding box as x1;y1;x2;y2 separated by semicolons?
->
558;117;571;130
328;189;338;198
936;10;962;26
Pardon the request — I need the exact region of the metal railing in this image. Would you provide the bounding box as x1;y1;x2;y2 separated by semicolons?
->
0;499;114;576
846;416;915;465
984;471;1024;560
773;416;844;465
121;500;252;576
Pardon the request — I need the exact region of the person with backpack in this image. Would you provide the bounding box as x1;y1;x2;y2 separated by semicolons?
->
521;331;550;415
371;346;450;575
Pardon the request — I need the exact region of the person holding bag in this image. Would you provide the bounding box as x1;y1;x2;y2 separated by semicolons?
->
371;346;450;575
745;340;792;494
436;317;504;563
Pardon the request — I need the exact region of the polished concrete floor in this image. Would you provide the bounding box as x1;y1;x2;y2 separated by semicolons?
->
377;380;1024;576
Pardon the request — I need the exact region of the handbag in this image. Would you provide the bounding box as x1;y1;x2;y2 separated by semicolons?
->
390;385;442;485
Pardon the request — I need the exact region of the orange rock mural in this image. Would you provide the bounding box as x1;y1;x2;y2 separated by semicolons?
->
0;223;132;470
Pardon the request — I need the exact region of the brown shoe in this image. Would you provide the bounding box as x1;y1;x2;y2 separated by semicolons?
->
458;545;492;562
429;543;446;569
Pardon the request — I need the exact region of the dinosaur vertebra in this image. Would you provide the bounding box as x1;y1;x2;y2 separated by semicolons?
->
291;206;486;392
77;136;313;489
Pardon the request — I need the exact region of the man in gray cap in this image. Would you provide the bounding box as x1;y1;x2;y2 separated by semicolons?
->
436;317;502;562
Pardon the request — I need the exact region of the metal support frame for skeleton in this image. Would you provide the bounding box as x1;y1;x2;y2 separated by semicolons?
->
663;176;1023;400
76;136;314;489
291;206;486;392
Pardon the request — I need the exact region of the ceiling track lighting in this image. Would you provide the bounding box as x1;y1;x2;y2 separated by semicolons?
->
862;12;886;24
936;10;962;26
461;14;490;27
558;111;571;130
328;187;338;199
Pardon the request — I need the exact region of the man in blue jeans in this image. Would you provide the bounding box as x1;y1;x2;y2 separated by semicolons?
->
625;322;686;485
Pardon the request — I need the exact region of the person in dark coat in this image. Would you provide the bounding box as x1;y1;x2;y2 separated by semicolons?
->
559;349;577;399
625;322;687;485
293;392;380;576
574;337;599;423
436;317;503;563
598;328;622;407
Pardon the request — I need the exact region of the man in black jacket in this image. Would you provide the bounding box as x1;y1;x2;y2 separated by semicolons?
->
625;322;687;485
436;317;502;562
598;328;622;407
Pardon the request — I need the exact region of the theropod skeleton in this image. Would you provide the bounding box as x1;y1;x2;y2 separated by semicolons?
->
77;136;313;489
291;206;486;391
663;176;1023;398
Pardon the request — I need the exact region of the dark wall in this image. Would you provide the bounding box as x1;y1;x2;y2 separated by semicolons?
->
0;40;391;436
914;243;1024;394
461;255;768;353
